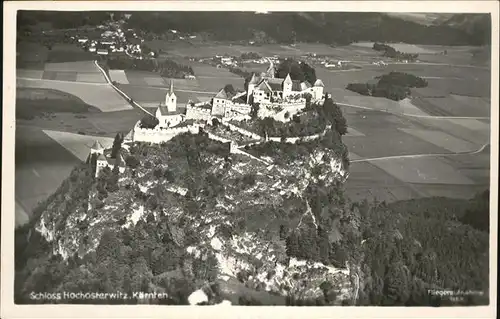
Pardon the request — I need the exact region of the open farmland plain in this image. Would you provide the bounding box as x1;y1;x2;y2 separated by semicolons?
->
17;78;132;112
18;60;107;84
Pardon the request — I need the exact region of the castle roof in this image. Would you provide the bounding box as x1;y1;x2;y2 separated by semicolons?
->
215;88;236;100
158;104;185;116
91;140;104;150
249;73;261;85
96;153;107;162
300;81;312;91
123;129;133;141
257;80;273;94
266;78;284;91
314;79;325;87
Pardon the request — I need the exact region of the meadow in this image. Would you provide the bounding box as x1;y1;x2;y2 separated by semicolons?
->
17;60;107;84
17;78;132;112
16;87;101;120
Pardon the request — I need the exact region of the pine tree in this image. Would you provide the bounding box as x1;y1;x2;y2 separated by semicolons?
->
111;133;123;159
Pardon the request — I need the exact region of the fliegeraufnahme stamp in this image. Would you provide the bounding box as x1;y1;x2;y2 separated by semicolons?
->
427;290;485;302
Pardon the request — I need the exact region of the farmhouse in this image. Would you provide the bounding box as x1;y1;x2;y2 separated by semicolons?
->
246;60;324;103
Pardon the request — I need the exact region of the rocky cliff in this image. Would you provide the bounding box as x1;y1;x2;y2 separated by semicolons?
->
16;128;357;305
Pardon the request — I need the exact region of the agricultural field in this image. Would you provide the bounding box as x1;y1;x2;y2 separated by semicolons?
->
17;78;132;112
109;70;130;84
16;87;101;120
15;126;82;220
17;60;106;84
17;41;98;69
411;94;491;117
15;125;117;224
344;160;423;203
16;108;143;138
342;102;490;202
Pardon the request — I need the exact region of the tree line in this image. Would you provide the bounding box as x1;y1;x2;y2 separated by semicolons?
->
372;43;419;61
346;72;428;101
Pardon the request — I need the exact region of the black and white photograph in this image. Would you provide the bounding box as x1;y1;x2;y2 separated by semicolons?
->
2;1;498;318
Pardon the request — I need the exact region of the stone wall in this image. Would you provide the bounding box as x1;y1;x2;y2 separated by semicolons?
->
185;106;212;120
133;121;202;143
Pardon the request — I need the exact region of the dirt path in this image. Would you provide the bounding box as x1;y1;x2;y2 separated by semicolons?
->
351;142;490;164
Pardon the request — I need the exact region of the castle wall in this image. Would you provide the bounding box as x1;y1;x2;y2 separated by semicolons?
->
185;106;212;120
257;101;306;122
212;102;225;116
267;125;332;144
158;114;184;128
225;103;251;119
133;121;202;144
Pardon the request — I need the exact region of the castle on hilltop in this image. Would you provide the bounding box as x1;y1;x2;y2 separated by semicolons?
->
87;60;328;177
130;58;326;144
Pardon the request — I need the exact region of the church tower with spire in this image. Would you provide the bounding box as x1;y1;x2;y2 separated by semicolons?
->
165;81;177;113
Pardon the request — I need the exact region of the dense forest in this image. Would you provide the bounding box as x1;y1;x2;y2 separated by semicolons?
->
17;11;491;46
372;43;419;61
123;12;491;46
346;72;428;101
354;191;490;306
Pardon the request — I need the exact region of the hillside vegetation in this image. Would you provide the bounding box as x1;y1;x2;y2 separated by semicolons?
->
15;124;356;305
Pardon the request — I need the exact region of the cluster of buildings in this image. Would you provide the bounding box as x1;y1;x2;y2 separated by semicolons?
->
212;54;280;69
87;140;128;178
88;59;326;176
74;21;148;58
148;60;325;131
246;60;324;103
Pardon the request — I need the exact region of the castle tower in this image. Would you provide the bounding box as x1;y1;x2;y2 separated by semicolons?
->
247;73;259;104
313;79;325;100
283;73;293;99
265;59;275;79
165;81;177;113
